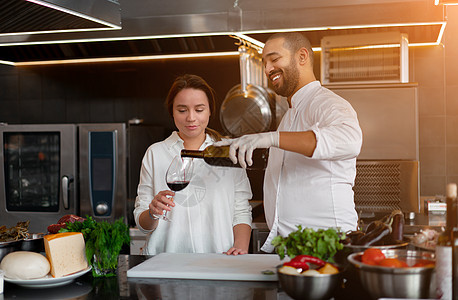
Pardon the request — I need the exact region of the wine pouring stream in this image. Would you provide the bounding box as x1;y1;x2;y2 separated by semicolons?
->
156;155;194;221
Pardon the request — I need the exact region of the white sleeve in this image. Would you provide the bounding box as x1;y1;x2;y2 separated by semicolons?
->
232;169;253;227
311;97;362;160
133;146;156;233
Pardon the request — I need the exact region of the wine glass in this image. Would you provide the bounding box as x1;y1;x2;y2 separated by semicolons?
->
159;155;193;221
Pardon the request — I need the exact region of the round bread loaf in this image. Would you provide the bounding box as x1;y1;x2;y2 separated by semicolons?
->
0;251;50;279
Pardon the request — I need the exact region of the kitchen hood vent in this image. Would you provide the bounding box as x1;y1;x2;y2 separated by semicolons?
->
0;0;445;65
0;0;121;36
320;32;409;84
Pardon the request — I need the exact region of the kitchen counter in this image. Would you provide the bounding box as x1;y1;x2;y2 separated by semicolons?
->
2;212;442;299
2;255;282;300
3;244;439;300
3;253;435;300
0;254;374;300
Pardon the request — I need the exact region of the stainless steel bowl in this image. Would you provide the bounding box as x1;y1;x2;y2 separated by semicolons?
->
0;240;23;263
21;233;44;252
277;267;342;300
21;237;45;253
347;249;435;299
343;240;409;253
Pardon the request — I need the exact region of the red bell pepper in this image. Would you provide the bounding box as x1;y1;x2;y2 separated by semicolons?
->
283;254;326;270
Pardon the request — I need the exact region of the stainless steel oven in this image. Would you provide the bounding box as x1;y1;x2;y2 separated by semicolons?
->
0;124;77;232
0;123;126;232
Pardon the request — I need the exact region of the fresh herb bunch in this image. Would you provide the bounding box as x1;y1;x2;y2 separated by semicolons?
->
272;225;345;262
60;216;130;277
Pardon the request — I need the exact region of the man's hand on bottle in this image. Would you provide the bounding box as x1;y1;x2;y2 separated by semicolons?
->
214;131;279;168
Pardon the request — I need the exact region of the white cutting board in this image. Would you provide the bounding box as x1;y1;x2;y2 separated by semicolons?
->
127;253;282;281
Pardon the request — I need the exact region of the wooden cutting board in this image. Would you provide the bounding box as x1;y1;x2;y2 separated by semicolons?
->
127;253;282;281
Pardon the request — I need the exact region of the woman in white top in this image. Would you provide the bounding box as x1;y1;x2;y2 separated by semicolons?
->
133;74;253;255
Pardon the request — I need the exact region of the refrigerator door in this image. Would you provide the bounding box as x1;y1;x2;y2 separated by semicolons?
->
0;124;78;232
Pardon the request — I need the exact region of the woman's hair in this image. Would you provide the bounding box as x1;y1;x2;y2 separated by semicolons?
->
165;74;222;141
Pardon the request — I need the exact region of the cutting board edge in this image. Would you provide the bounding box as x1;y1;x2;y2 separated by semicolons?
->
126;253;282;282
127;270;278;281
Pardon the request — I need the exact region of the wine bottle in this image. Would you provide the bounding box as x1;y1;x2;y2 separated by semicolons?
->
436;183;457;300
181;145;269;170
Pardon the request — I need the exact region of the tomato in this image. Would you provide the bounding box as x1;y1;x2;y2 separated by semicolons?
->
412;259;435;268
378;258;408;268
361;248;385;265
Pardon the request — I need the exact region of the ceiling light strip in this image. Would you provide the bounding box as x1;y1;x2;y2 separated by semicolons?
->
0;21;445;47
242;22;446;50
436;22;447;44
12;51;239;66
0;32;233;47
0;60;15;66
1;21;446;66
232;33;265;50
233;31;444;52
2;38;443;66
435;0;458;5
240;21;447;35
26;0;121;29
0;27;117;37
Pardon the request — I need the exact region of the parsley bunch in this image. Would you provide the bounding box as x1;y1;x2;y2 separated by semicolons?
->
60;216;130;277
272;225;345;262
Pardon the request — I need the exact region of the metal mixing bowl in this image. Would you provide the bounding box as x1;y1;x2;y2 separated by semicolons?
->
0;240;23;263
347;249;435;299
20;233;45;252
277;267;342;300
343;240;408;253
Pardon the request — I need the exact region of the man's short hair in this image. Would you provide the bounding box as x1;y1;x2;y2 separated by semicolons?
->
266;32;314;66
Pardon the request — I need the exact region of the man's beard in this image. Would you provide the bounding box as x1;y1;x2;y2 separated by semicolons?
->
271;58;299;97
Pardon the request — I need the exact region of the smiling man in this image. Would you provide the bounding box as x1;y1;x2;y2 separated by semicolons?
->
216;32;363;252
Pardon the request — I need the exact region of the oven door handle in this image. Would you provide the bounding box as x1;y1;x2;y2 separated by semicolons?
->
61;175;74;210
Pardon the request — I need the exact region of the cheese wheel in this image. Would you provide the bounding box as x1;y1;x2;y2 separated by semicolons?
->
44;232;88;278
0;251;51;279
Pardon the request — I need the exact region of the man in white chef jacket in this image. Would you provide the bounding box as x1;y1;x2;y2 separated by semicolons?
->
215;32;362;252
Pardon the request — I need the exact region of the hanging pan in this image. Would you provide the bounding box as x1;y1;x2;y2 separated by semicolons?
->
220;45;273;137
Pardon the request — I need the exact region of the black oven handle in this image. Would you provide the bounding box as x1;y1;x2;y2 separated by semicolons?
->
61;175;74;210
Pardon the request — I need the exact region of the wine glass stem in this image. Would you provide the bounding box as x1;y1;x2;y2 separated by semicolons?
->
162;195;173;221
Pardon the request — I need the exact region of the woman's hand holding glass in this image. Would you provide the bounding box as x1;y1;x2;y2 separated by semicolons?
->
149;190;175;220
151;155;193;221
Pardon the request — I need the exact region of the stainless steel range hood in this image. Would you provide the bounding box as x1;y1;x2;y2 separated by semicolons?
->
0;0;121;36
0;0;445;64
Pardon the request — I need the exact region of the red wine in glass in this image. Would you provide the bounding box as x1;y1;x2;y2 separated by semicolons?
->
167;181;190;192
155;155;193;222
